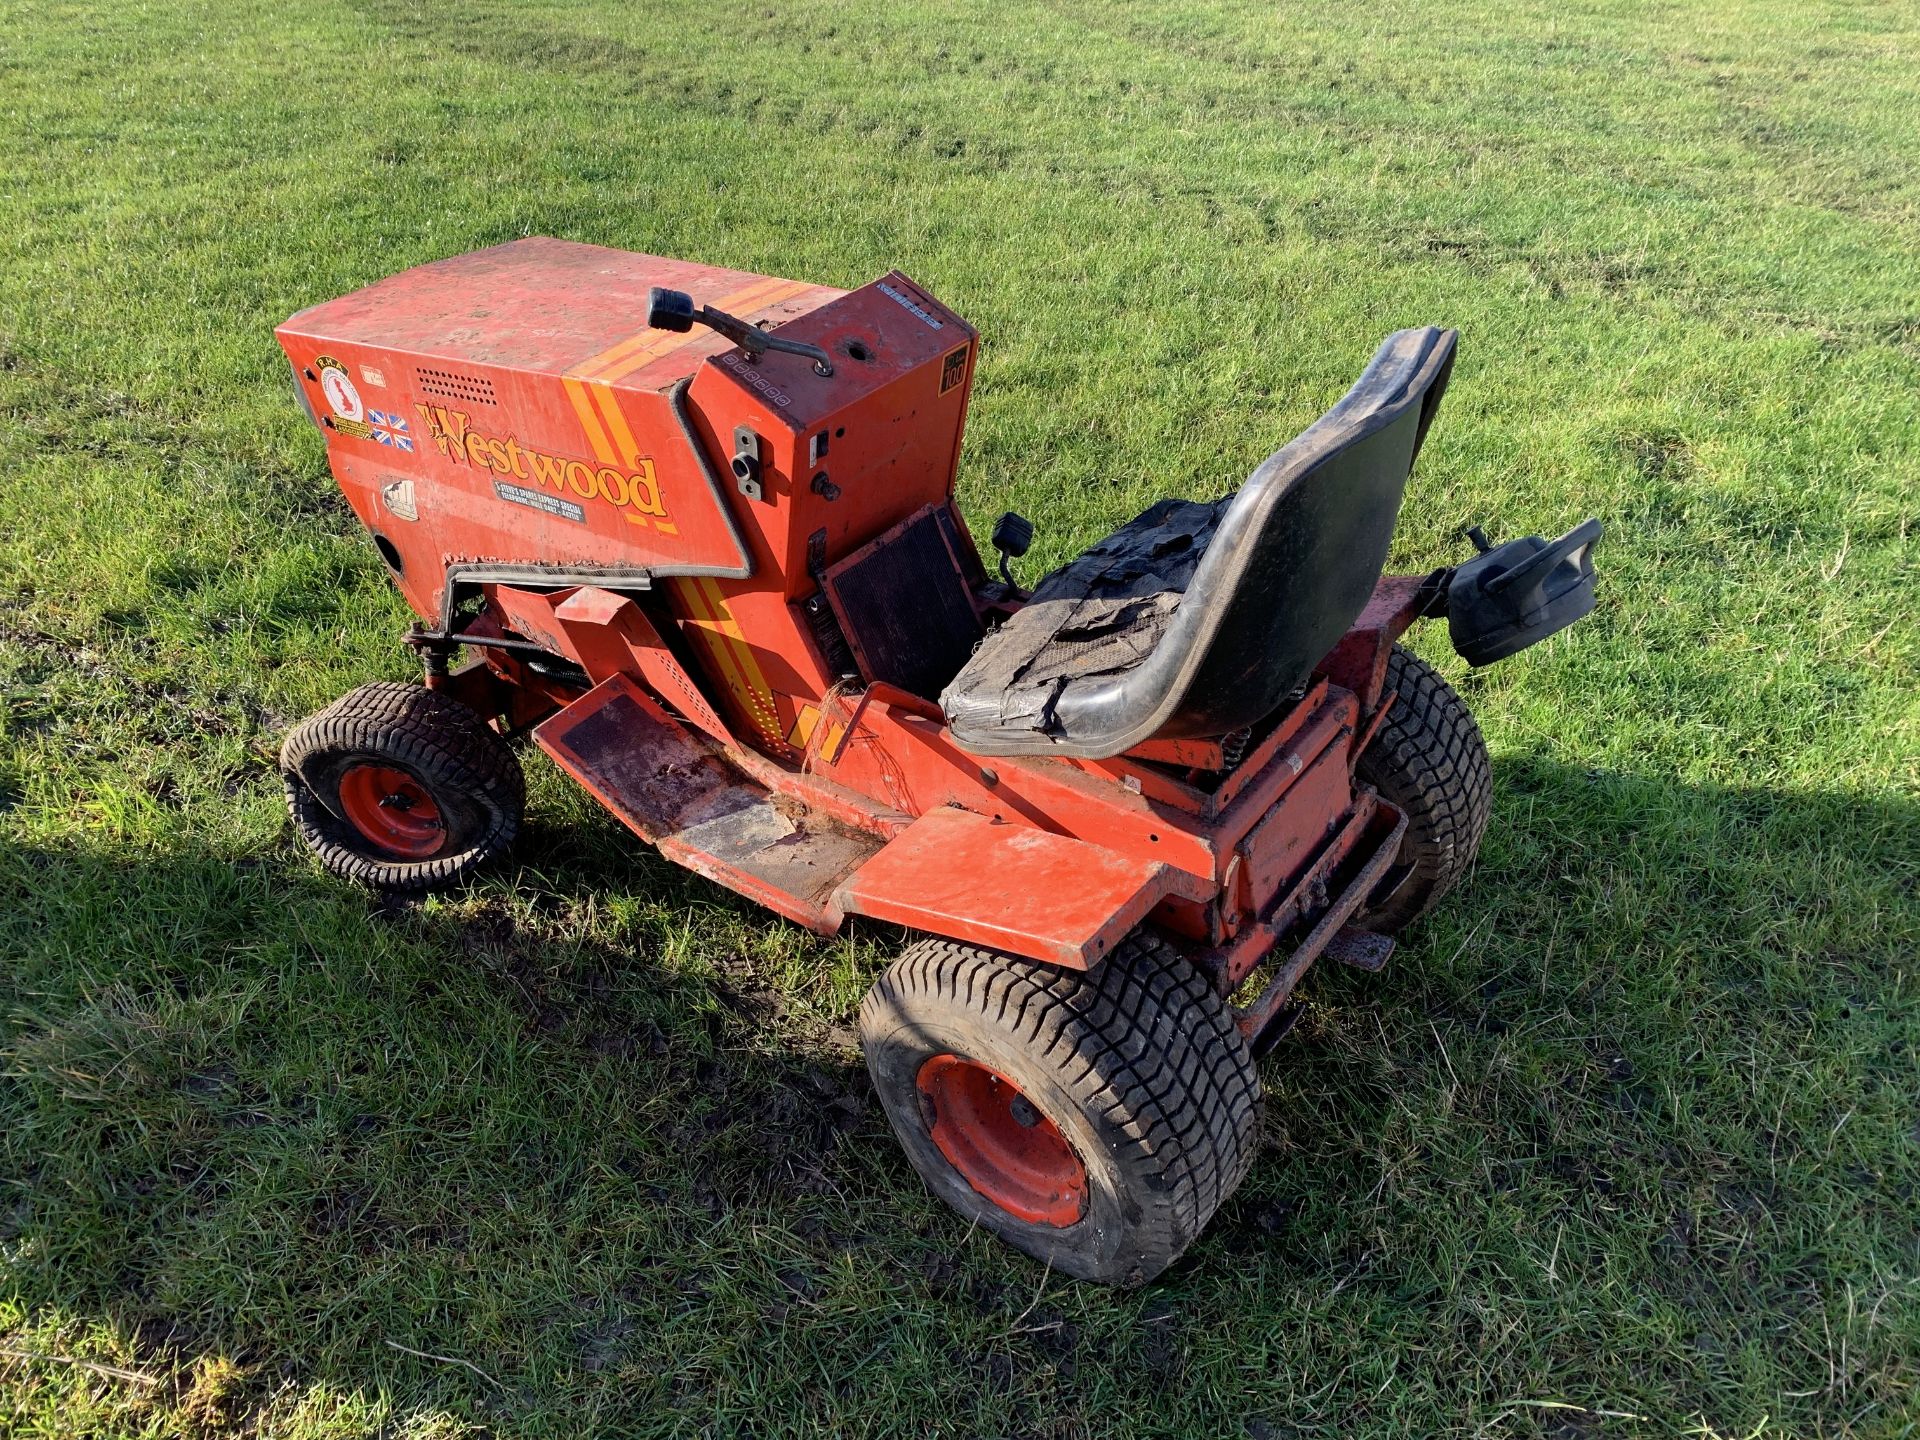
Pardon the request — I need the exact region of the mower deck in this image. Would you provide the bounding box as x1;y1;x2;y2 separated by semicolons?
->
533;649;1406;1016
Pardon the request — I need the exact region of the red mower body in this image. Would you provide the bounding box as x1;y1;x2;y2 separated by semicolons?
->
278;238;1437;1037
277;238;1604;1281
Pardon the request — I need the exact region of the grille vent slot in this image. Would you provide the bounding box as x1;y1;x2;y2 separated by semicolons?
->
416;367;497;405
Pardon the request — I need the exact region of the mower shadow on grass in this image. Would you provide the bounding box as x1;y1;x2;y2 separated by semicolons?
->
1208;753;1914;1322
0;755;1912;1429
0;830;888;1427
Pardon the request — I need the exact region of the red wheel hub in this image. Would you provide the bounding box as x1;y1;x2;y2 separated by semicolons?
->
916;1055;1087;1227
335;763;445;858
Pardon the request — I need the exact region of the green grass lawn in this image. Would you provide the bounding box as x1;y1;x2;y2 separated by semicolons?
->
3;0;1916;1434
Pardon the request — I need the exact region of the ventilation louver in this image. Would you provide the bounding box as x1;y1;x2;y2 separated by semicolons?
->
416;367;497;405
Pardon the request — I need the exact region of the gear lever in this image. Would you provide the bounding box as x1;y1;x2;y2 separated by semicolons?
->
646;287;835;377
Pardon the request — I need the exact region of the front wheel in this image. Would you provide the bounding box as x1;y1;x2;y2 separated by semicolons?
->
279;681;524;891
858;932;1261;1286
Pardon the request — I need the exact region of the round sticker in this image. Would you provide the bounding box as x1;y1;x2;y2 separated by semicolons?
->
319;364;364;421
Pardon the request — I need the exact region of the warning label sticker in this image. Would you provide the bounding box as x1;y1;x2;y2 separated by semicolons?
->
493;480;585;524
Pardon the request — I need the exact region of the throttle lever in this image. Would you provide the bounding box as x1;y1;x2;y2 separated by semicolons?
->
646;287;834;377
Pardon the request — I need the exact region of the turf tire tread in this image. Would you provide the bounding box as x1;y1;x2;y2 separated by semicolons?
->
280;682;524;892
861;931;1261;1282
1355;645;1493;930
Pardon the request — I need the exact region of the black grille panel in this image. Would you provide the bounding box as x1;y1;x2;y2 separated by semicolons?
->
824;506;984;701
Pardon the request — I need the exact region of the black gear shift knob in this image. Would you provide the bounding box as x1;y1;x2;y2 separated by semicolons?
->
646;287;697;333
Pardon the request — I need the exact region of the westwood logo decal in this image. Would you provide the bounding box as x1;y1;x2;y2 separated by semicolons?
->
414;404;670;525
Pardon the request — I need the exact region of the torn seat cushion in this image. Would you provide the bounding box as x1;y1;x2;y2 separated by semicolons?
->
940;496;1228;742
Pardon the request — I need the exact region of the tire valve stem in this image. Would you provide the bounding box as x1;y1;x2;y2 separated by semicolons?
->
1009;1095;1041;1129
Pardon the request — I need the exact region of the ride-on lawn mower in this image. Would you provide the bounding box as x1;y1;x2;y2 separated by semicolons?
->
276;239;1600;1284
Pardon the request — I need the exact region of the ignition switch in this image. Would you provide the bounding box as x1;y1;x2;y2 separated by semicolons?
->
732;426;765;502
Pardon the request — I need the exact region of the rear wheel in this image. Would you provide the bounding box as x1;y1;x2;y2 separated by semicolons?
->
280;681;523;891
1355;645;1492;931
859;932;1260;1286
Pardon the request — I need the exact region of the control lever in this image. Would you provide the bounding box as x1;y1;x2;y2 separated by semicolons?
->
990;511;1034;595
646;287;834;377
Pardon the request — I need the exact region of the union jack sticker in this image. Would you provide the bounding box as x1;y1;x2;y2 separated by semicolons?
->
368;409;414;452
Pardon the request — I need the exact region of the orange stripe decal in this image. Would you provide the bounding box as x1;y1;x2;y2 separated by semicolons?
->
560;286;805;751
570;278;822;384
589;380;645;467
694;578;784;748
670;578;757;729
675;573;710;620
575;328;704;384
562;377;617;463
700;579;762;668
592;280;815;384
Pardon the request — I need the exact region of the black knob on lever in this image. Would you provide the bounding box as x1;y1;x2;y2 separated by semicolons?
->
990;511;1034;595
644;286;834;377
647;287;699;333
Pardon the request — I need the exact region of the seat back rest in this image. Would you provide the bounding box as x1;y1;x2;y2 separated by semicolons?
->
1047;326;1458;752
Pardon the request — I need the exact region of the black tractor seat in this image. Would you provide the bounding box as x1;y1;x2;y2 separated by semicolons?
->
940;326;1458;759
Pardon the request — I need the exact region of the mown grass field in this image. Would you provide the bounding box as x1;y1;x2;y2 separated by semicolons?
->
2;0;1917;1435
